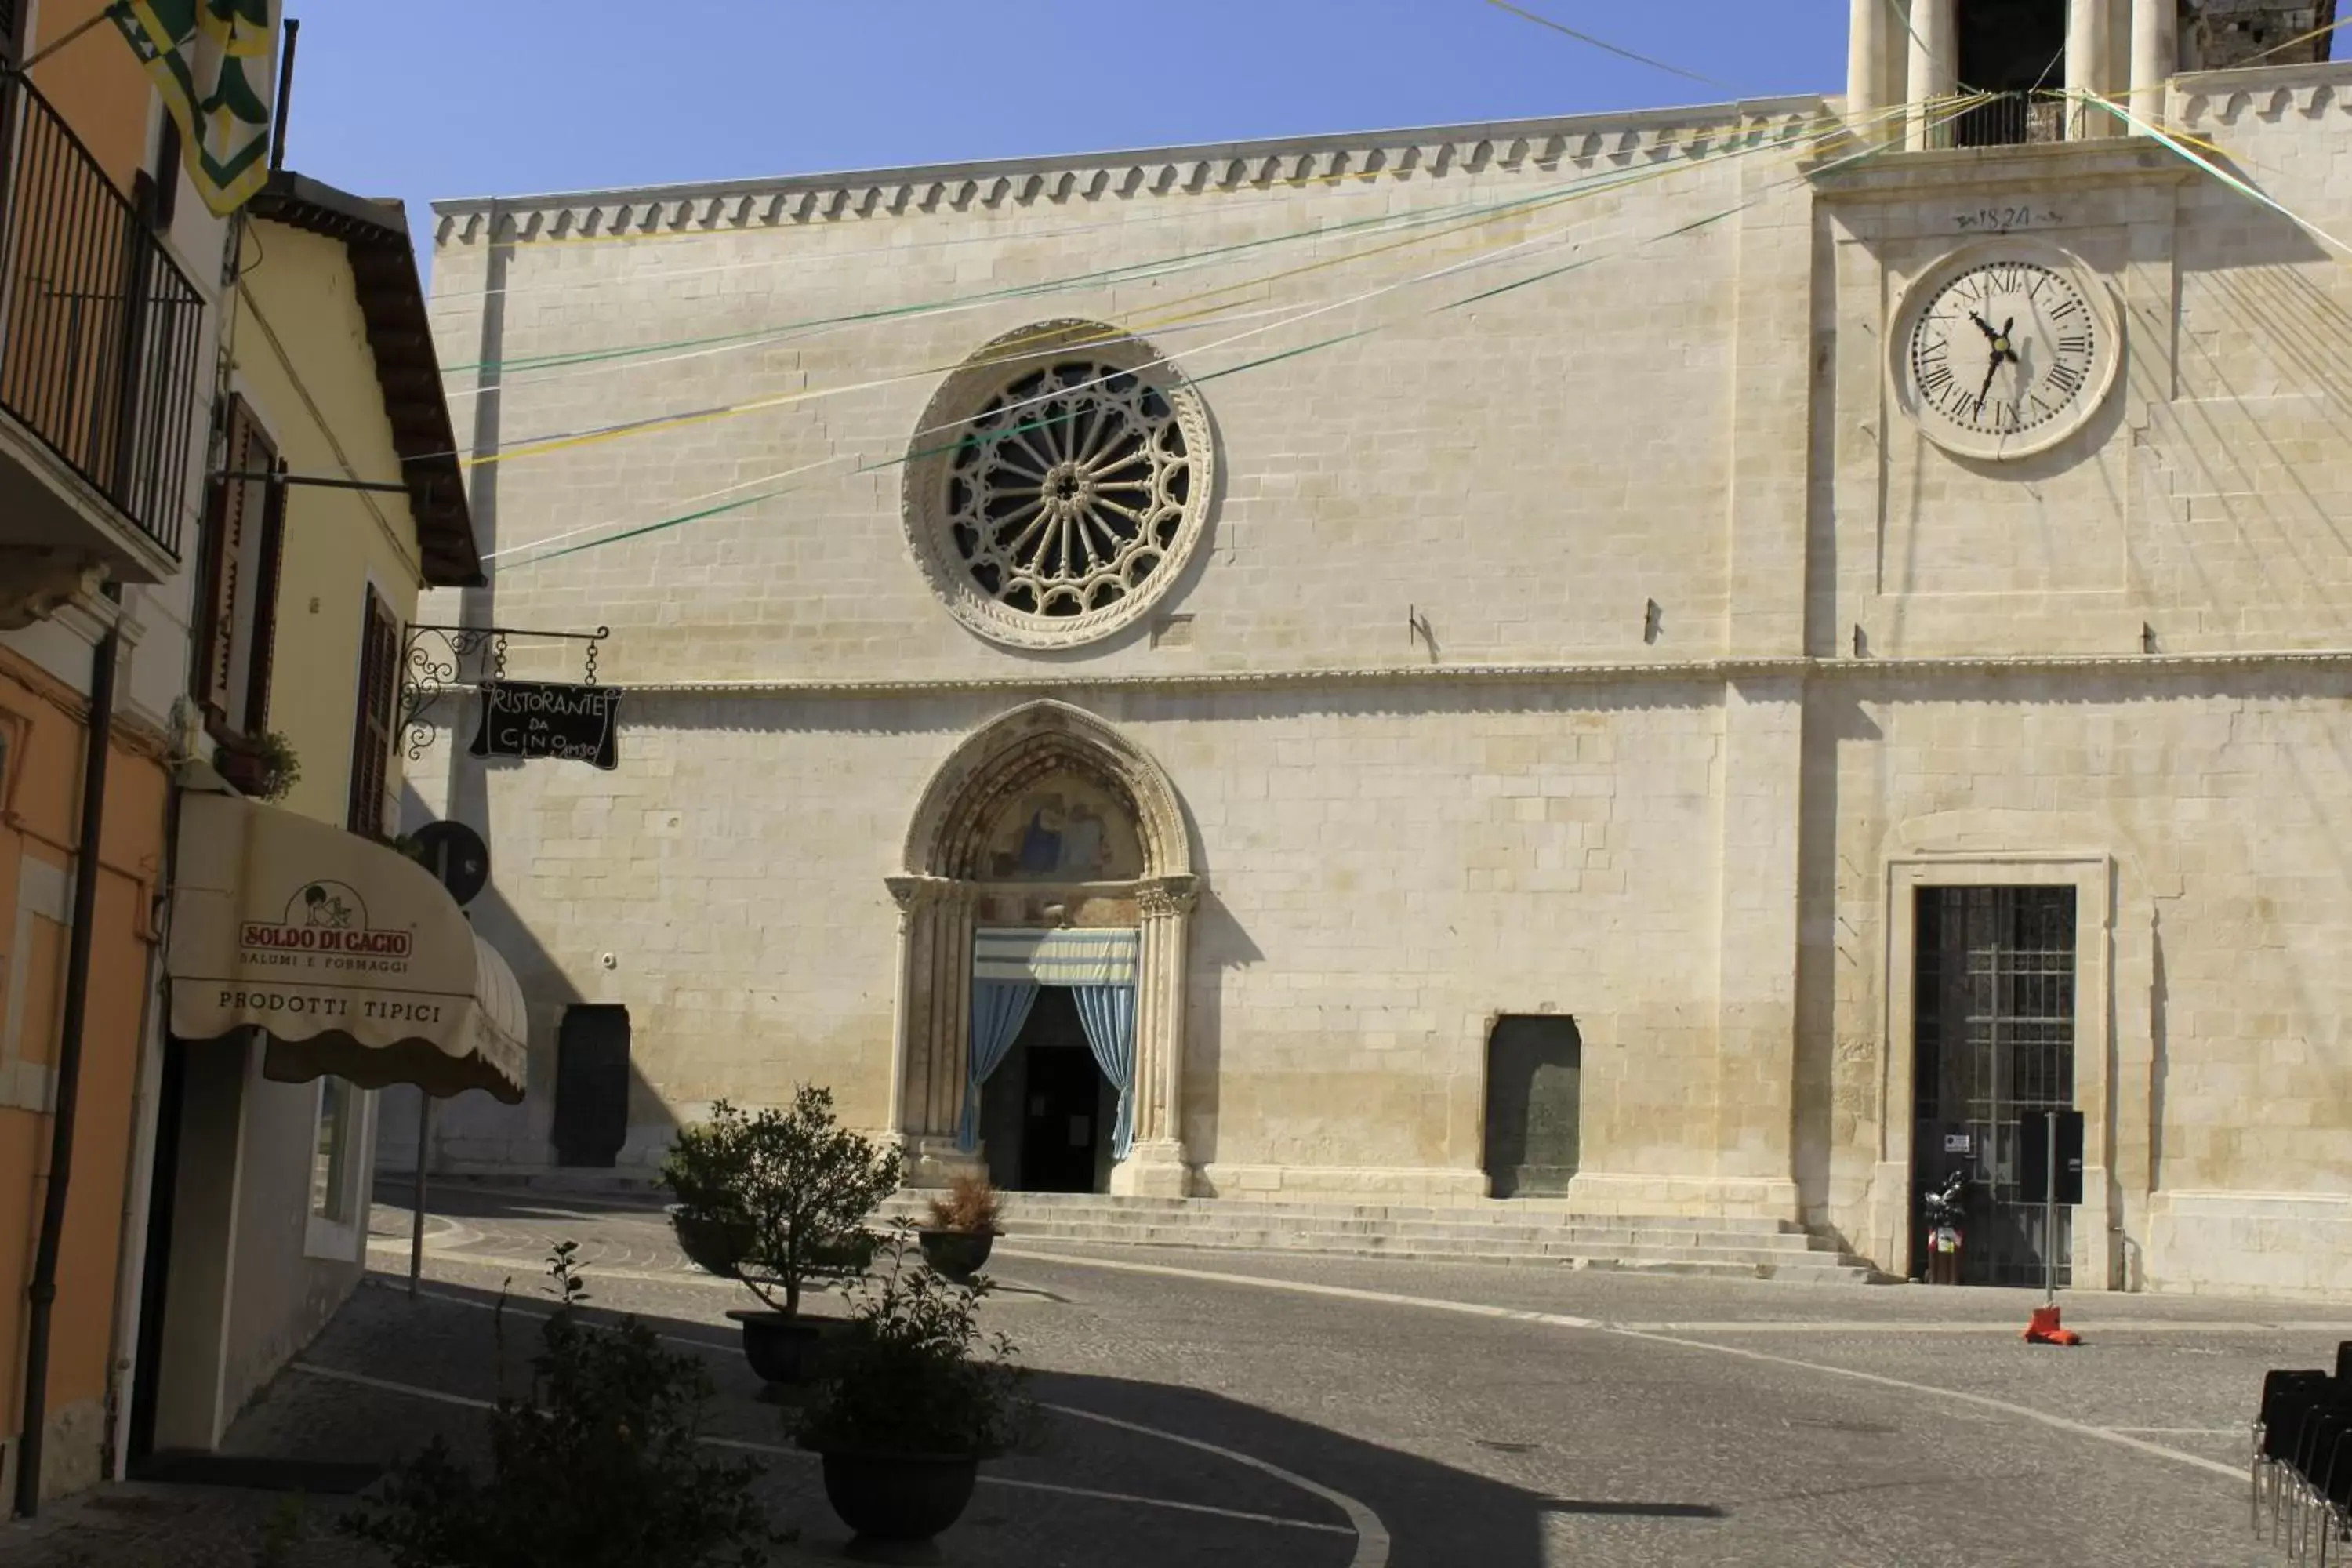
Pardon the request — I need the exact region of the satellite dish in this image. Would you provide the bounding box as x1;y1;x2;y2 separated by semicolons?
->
409;820;490;907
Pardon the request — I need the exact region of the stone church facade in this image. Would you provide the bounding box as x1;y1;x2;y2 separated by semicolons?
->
405;3;2352;1298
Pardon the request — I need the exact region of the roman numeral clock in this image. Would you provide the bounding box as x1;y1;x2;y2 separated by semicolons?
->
1892;241;2122;463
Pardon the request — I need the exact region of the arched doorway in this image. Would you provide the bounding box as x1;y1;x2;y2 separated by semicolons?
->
887;702;1197;1196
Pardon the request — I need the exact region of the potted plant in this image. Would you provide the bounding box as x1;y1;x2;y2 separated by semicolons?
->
343;1243;795;1566
919;1174;1004;1283
659;1087;902;1385
214;728;301;802
797;1228;1035;1545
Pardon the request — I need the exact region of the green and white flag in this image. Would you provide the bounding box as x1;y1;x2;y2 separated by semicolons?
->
110;0;276;216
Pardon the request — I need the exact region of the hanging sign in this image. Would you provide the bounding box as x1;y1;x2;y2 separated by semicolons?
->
469;681;621;769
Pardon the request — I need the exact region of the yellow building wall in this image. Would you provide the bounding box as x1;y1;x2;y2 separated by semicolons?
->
237;220;428;825
0;650;169;1501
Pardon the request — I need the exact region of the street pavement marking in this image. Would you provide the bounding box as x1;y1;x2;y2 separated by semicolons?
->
318;1290;1381;1557
363;1221;481;1256
705;1432;1359;1538
994;1247;2250;1483
1044;1403;1391;1568
1594;1318;2352;1335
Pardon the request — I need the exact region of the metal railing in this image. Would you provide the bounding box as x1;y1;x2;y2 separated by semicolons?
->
0;69;204;559
1953;90;2070;150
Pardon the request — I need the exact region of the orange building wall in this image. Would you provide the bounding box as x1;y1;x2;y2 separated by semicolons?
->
21;0;154;194
0;646;168;1498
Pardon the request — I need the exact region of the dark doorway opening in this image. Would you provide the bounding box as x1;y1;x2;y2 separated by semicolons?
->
1955;0;2069;145
126;1036;191;1465
1911;886;2078;1287
1483;1015;1582;1199
978;988;1113;1194
553;1005;630;1167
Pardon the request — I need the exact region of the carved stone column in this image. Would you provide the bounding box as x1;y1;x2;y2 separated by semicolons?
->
885;875;982;1188
1112;874;1198;1197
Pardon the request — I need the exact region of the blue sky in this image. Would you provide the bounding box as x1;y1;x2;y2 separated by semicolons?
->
286;2;1854;259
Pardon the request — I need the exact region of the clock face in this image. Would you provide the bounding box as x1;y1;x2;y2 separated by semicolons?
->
1896;249;2118;461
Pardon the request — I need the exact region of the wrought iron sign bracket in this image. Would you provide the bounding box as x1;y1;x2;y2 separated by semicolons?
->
401;623;610;761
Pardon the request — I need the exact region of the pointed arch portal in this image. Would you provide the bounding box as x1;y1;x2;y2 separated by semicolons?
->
888;702;1197;1196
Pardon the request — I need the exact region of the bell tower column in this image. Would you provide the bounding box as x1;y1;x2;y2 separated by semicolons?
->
2130;0;2176;132
1847;0;1888;129
2067;0;2116;138
1906;0;1958;151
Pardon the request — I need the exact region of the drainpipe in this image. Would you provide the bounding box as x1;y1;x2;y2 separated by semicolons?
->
14;626;121;1518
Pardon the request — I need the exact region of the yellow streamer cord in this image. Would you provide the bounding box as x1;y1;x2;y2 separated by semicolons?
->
468;96;1943;477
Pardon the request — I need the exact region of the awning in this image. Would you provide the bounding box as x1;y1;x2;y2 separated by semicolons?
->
165;791;527;1103
973;927;1138;985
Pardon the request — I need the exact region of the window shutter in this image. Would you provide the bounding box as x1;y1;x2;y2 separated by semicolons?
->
194;400;278;731
193;405;251;721
347;590;401;837
243;456;288;731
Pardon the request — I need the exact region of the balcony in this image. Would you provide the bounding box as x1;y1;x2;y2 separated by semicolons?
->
1952;90;2071;149
0;67;206;601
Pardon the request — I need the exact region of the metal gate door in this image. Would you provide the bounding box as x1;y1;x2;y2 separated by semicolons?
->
554;1004;631;1167
1911;887;2077;1287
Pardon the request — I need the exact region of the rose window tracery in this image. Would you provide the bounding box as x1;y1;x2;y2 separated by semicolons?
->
905;323;1215;649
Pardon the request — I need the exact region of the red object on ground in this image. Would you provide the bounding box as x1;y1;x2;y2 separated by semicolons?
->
2024;1305;2082;1345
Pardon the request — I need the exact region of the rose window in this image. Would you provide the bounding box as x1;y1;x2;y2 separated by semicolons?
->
905;323;1215;649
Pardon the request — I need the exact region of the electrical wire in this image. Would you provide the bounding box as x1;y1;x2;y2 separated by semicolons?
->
491;95;1967;571
463;100;1911;474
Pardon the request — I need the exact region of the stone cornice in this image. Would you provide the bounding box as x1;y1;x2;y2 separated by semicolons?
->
2178;59;2352;125
433;96;1831;248
453;647;2352;703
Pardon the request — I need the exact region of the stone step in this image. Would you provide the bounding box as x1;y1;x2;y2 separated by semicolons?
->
989;1216;1836;1253
1004;1236;1875;1283
989;1217;1862;1264
876;1191;1884;1282
890;1193;1808;1233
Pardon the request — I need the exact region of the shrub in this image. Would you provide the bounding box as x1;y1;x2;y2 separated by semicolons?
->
342;1244;791;1567
660;1087;902;1317
797;1228;1036;1460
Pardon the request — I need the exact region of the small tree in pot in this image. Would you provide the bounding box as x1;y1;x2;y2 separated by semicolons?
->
797;1228;1036;1545
660;1088;902;1384
919;1174;1004;1283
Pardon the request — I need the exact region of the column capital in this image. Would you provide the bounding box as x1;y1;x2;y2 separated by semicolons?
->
884;874;966;913
1137;874;1200;920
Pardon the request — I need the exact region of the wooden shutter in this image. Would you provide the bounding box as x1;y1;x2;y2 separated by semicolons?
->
193;399;277;731
347;590;401;836
242;457;288;731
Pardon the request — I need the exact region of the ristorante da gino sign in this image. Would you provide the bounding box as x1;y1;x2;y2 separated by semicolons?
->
469;681;622;769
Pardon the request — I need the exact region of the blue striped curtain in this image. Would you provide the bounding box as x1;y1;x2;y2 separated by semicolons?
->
959;979;1038;1152
1071;983;1138;1160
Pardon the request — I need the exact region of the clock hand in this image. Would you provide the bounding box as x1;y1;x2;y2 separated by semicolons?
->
1969;311;2001;342
1973;355;2001;419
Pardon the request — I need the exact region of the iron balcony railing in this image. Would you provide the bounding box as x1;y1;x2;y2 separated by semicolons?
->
1953;89;2070;150
0;68;205;560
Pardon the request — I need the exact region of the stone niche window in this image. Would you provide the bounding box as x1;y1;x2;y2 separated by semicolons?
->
1483;1015;1583;1200
903;321;1215;651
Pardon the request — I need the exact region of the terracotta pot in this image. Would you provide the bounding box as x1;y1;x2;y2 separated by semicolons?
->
816;1449;979;1542
725;1308;840;1385
917;1228;994;1282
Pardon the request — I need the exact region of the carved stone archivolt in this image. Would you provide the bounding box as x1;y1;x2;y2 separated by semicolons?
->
902;321;1215;651
889;701;1199;1195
